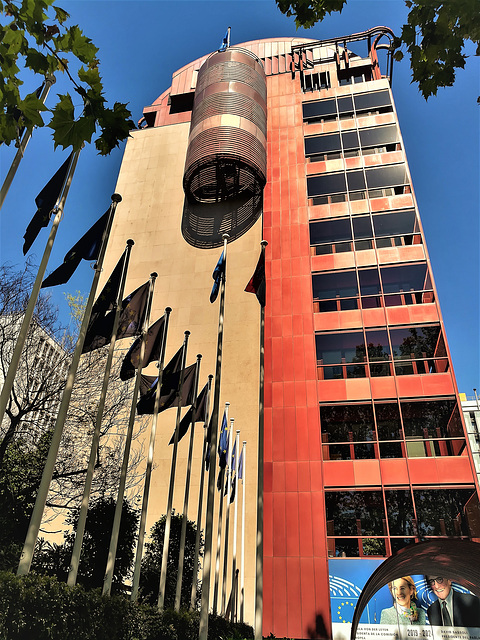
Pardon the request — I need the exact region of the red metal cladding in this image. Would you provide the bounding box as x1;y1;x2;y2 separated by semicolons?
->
183;47;267;204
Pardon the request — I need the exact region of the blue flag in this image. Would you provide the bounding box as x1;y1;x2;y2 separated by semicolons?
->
238;449;243;480
210;250;225;303
217;409;228;468
219;29;229;52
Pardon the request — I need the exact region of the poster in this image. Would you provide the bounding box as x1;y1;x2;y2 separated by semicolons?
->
329;559;480;640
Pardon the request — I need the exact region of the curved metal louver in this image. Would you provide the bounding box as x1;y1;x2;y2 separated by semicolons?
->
182;48;267;248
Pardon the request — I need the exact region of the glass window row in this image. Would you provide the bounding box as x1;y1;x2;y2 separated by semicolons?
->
320;398;464;460
312;263;433;312
315;324;447;380
305;124;400;162
303;89;392;123
307;164;408;201
325;487;479;544
310;209;421;255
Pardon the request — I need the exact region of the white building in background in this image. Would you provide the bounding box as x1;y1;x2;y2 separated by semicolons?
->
460;391;480;482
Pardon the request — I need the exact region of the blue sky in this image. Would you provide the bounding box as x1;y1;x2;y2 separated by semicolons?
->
1;0;478;392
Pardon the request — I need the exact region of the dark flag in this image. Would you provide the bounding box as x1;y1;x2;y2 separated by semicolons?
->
245;250;266;306
223;440;236;496
41;209;109;288
209;251;225;303
116;281;150;340
140;374;157;397
23;152;73;254
168;381;209;445
230;475;236;503
82;279;149;353
82;252;126;353
120;315;166;381
136;347;196;415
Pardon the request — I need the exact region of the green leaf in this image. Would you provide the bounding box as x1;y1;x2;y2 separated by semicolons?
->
77;66;103;94
18;92;48;127
53;5;69;24
24;48;50;74
48;92;96;150
68;25;98;64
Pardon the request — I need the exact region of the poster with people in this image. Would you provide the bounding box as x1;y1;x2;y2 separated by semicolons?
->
329;559;480;640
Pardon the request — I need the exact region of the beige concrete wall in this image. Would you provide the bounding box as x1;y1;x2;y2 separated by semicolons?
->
101;123;262;625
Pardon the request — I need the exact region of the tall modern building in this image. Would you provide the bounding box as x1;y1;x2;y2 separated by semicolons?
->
101;29;480;639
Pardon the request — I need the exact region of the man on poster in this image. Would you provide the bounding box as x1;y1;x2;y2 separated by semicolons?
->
426;576;480;627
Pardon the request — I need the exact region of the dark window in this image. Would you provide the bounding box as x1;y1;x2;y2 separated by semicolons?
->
414;488;479;537
310;218;352;245
354;90;391;111
385;490;416;536
342;130;360;150
373;210;418;237
359;125;399;148
347;170;366;192
366;164;408;189
337;96;354;113
305;133;341;156
353;216;373;239
313;271;358;300
307;173;346;197
358;269;381;296
169;92;195;114
376;403;402;440
401;399;462;438
365;329;390;361
303;99;336;120
316;332;364;365
390;325;443;361
320;404;375;443
381;263;431;294
325;491;386;536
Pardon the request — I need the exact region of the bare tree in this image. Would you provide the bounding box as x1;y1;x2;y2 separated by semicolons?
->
0;261;145;567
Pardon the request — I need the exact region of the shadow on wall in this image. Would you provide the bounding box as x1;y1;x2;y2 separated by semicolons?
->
307;612;330;640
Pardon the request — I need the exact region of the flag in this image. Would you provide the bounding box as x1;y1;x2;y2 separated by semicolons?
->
120;315;165;381
140;374;157;397
23;152;73;254
116;281;150;339
82;279;149;354
136;348;196;415
218;28;229;52
168;381;209;445
82;251;126;353
237;449;243;480
209;251;225;303
205;416;213;471
245;250;266;306
217;409;228;468
41;209;109;287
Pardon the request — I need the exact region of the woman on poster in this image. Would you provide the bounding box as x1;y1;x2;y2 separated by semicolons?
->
380;576;426;625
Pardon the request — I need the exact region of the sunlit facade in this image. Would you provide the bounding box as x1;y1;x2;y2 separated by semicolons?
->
102;31;480;639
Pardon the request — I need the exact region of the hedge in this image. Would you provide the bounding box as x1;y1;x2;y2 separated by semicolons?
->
0;572;253;640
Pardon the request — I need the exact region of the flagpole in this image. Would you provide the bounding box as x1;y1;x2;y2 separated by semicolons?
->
102;271;158;595
221;417;234;615
0;75;56;210
240;440;246;623
130;306;172;602
199;232;229;640
67;239;134;587
175;353;202;611
17;191;120;576
213;403;229;614
231;429;240;622
190;374;213;610
0;149;80;432
158;330;191;611
255;239;268;640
